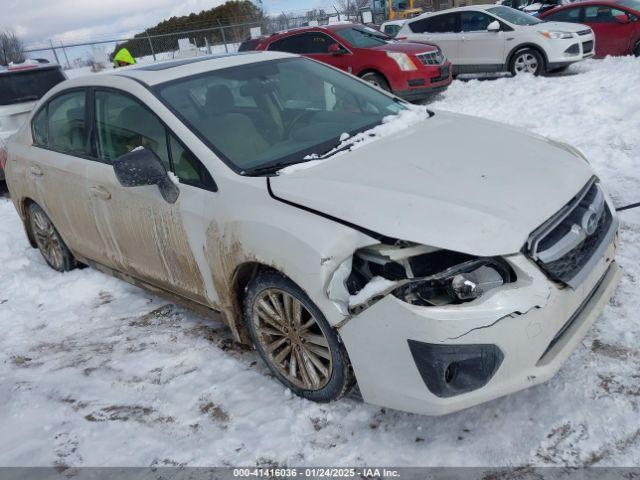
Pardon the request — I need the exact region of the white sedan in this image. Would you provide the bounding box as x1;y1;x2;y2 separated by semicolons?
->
398;5;595;75
4;51;619;415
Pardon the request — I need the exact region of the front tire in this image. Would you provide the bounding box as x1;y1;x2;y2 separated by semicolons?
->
509;48;545;76
634;41;640;57
244;271;354;402
28;203;75;272
360;72;391;92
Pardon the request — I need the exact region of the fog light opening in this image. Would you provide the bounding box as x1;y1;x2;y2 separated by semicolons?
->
444;363;456;384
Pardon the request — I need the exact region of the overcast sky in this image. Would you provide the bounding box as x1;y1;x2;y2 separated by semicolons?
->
2;0;334;46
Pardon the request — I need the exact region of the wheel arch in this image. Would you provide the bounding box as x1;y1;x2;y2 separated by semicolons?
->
229;261;286;345
20;197;38;248
357;68;391;87
506;43;549;71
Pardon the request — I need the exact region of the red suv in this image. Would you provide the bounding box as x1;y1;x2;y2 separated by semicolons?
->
242;23;452;102
539;0;640;57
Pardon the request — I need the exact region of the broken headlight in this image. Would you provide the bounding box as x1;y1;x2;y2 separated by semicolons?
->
347;243;516;310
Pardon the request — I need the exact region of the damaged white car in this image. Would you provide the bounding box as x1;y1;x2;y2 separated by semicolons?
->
4;51;620;415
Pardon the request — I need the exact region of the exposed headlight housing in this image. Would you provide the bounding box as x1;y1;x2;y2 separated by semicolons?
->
540;31;574;40
345;243;516;312
386;51;418;71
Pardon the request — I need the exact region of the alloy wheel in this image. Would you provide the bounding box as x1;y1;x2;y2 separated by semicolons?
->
252;288;333;390
30;209;65;270
514;53;538;74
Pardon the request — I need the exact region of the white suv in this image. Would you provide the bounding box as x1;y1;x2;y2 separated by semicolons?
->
398;5;595;75
0;62;66;181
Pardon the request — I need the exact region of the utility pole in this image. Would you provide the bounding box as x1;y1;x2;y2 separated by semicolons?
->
59;40;71;69
217;20;229;53
49;39;61;65
146;32;156;61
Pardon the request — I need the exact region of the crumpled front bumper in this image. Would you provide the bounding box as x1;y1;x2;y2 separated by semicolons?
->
338;239;620;416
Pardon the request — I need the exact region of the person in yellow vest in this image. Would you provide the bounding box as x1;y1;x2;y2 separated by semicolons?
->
113;48;136;68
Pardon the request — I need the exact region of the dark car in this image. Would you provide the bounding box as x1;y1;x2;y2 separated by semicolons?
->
241;23;452;102
540;0;640;56
0;62;66;181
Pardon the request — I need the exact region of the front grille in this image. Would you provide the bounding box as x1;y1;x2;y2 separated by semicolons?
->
542;207;612;282
583;40;594;54
526;179;616;288
431;65;450;83
416;50;444;65
578;29;592;36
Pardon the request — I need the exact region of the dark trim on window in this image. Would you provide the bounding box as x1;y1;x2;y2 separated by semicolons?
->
266;177;397;244
266;31;352;55
30;87;95;162
92;86;218;192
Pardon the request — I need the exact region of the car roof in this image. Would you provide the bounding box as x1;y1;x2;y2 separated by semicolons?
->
408;3;499;19
540;0;636;11
60;51;295;88
0;62;62;76
266;22;359;38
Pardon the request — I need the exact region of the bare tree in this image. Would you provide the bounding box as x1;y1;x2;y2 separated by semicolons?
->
335;0;371;15
0;29;25;65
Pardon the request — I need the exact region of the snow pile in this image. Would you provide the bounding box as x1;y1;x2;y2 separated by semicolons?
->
1;57;640;468
278;105;430;175
348;277;398;308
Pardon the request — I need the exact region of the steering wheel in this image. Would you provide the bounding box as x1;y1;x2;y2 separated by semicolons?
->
285;110;316;137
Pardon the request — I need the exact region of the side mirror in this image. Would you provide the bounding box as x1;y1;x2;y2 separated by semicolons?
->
328;43;345;55
487;20;501;32
113;147;179;204
614;14;631;24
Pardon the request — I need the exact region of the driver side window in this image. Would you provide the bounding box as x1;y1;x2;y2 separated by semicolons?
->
460;11;495;32
94;90;215;190
584;6;625;22
94;90;170;169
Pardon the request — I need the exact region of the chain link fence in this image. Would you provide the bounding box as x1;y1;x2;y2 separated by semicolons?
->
21;9;384;73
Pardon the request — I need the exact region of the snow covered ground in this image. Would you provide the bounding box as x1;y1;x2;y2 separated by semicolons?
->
1;56;640;468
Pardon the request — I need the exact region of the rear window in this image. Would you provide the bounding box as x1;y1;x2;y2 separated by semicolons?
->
0;67;66;106
238;38;262;52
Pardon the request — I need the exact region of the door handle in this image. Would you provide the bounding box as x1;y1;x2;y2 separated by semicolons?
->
90;185;111;200
29;165;44;176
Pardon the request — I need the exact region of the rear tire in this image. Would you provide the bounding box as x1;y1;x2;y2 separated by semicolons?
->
360;72;391;92
634;41;640;57
28;203;75;272
244;271;354;403
509;48;545;76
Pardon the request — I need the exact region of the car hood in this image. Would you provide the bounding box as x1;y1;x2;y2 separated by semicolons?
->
531;21;591;32
371;41;437;54
270;111;594;256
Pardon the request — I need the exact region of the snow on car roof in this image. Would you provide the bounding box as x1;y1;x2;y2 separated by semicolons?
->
110;50;295;86
411;3;498;18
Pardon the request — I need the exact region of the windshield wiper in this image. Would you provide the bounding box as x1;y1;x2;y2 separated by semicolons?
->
241;161;300;176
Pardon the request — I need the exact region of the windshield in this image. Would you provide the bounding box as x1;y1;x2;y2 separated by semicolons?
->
0;67;66;106
335;26;391;48
618;0;640;10
157;57;404;174
487;6;542;25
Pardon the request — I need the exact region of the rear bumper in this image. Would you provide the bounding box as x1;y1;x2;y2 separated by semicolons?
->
339;238;619;416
